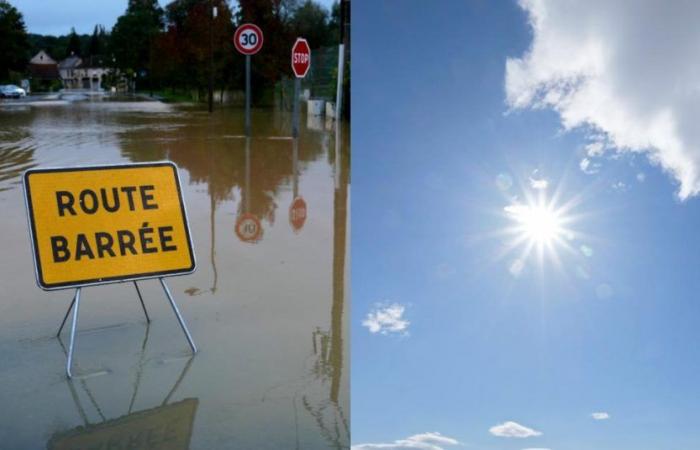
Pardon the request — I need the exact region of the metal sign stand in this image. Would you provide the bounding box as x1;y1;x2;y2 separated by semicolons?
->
245;54;251;136
57;279;197;379
292;78;300;137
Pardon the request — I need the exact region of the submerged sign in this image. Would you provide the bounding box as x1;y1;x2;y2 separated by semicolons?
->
23;162;195;290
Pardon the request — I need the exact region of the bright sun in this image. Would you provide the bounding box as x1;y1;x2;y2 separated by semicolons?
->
507;202;564;245
500;187;579;274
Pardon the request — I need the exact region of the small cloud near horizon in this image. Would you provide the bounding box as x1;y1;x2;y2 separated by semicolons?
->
351;432;459;450
489;421;542;438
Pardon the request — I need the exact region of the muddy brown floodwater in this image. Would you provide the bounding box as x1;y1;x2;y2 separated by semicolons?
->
0;98;349;449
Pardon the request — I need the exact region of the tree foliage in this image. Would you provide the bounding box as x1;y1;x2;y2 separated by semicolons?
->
0;0;29;81
66;27;81;56
110;0;164;72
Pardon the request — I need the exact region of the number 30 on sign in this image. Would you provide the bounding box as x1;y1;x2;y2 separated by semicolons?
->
234;23;264;55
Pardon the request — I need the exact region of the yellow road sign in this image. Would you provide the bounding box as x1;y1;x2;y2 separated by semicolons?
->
23;162;195;290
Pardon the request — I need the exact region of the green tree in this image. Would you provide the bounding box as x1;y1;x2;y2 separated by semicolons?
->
110;0;163;73
0;0;28;81
66;27;81;56
157;0;236;94
86;25;107;58
290;0;331;48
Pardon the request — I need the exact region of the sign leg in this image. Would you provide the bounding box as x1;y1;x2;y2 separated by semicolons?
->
292;77;300;137
57;290;77;336
159;278;197;354
66;288;81;379
245;54;251;136
133;281;151;323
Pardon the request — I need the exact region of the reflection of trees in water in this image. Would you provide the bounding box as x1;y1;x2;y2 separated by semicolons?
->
120;118;326;223
0;131;36;192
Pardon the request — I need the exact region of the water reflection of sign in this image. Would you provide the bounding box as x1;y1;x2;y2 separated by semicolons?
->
235;212;262;243
48;398;198;450
23;162;195;290
289;196;307;232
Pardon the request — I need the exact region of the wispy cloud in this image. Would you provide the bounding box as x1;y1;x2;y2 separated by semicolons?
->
591;412;610;420
489;421;542;438
529;170;549;190
362;303;410;336
505;0;700;200
351;432;459;450
579;157;600;175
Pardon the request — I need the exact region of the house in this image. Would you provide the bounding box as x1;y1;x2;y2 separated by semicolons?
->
58;54;109;91
27;50;61;88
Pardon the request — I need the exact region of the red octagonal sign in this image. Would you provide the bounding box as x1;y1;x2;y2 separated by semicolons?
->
291;38;311;78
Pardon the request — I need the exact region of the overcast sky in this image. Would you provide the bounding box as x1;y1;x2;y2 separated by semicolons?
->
12;0;337;36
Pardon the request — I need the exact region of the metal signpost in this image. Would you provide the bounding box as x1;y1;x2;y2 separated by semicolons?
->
289;137;307;233
23;162;198;378
291;38;311;137
235;138;263;243
233;23;264;136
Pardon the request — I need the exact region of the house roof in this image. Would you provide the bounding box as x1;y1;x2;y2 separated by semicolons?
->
58;56;83;70
29;50;57;65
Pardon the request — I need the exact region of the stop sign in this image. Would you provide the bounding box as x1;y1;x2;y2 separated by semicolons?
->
291;38;311;78
289;196;307;232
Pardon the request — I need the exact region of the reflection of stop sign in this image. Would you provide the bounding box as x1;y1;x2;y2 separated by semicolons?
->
291;38;311;78
289;196;307;232
235;212;263;243
234;23;264;55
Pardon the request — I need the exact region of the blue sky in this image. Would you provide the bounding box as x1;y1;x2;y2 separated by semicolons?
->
12;0;337;35
352;1;700;449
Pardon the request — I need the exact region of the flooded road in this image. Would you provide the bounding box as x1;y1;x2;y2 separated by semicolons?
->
0;99;349;449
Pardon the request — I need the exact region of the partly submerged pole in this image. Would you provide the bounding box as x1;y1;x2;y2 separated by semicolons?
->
245;54;251;136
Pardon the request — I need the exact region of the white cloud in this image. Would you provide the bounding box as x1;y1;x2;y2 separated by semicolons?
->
362;303;410;335
592;412;610;420
579;157;600;174
506;0;700;200
509;258;525;277
636;172;646;182
529;170;549;189
489;421;542;438
352;432;459;450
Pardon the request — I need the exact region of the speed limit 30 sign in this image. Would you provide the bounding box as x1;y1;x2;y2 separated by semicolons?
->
234;23;264;55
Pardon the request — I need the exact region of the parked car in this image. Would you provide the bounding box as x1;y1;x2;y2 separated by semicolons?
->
0;85;26;99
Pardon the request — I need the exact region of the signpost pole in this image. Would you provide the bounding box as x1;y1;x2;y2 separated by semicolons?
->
335;43;345;121
66;288;81;379
293;137;299;198
245;54;251;136
159;277;197;354
292;77;300;137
